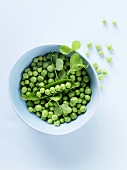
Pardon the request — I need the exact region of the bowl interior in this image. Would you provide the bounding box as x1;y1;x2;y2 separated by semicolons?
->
9;44;100;135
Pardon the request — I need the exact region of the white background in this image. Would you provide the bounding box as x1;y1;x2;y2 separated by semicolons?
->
0;0;127;169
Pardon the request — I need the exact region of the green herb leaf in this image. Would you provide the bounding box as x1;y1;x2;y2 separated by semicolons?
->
56;58;63;71
54;103;62;116
72;40;81;50
58;69;67;79
61;104;72;114
50;93;62;101
72;63;88;71
59;45;72;55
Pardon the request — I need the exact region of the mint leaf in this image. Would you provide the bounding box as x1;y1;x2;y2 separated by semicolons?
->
70;53;83;69
59;45;72;55
58;69;67;79
50;93;62;102
56;58;63;71
54;103;62;116
61;104;72;114
72;40;81;50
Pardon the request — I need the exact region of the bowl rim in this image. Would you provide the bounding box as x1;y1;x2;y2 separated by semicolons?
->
8;44;101;135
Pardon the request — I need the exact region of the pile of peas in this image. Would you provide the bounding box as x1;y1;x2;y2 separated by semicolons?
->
20;52;92;126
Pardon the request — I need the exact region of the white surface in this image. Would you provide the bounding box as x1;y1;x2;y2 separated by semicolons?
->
0;0;127;169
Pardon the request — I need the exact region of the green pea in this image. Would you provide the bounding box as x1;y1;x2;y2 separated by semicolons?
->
65;117;71;123
47;64;55;72
21;87;27;93
78;98;82;103
82;100;87;105
63;96;68;100
52;115;58;121
47;119;53;124
70;113;77;120
85;95;91;101
49;102;53;107
29;82;34;88
41;100;45;104
60;118;65;124
82;70;87;75
68;91;75;98
36;112;41;118
37;67;42;73
79;88;84;92
42;110;48;117
77;77;82;81
48;79;54;84
55;85;61;92
34;100;40;104
44;80;48;84
20;81;25;86
92;62;98;69
83;76;89;83
72;107;77;113
28;71;33;76
43;56;47;62
38;76;44;82
63;101;69;105
45;103;49;108
50;87;56;93
27;101;34;107
41;115;47;120
35;105;42;111
48;112;53;118
41;69;47;77
38;56;43;61
36;82;39;87
81;83;86;88
80;106;87;112
75;82;80;87
78;110;82;115
54;120;60;126
36;92;41;98
33;57;38;63
48;72;55;78
33;87;38;92
25;68;31;73
85;88;92;95
70;97;78;106
43;62;49;68
70;75;76;81
59;54;65;60
28;107;33;112
76;70;81;76
30;77;37;83
33;66;38;71
33;71;38;76
80;93;85;99
60;84;66;90
23;73;29;79
75;90;80;96
31;62;36;67
45;89;51;96
37;61;43;67
27;88;31;92
39;82;45;87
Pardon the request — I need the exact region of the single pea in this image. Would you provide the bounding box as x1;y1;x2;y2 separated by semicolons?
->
41;69;47;77
75;90;80;96
70;97;78;106
41;100;45;104
75;82;80;87
65;61;70;66
76;70;81;76
47;53;52;60
34;100;40;104
78;110;82;115
70;75;76;81
102;19;107;24
38;56;43;61
98;74;103;80
47;64;55;72
98;50;104;57
80;93;85;99
30;77;37;83
29;82;34;88
23;73;29;79
64;89;69;93
112;20;117;26
37;61;43;67
28;71;33;76
45;103;49;108
47;119;53;124
48;72;55;78
96;67;102;74
72;107;77;113
55;85;61;92
43;56;47;62
68;91;75;98
63;96;68;100
36;92;41;98
70;70;75;75
27;101;34;107
21;87;27;93
20;81;25;86
35;105;42;111
70;113;77;120
107;44;113;51
82;70;87;76
37;76;44;82
50;87;56;93
65;82;71;89
33;66;38;71
48;79;54;84
54;120;60;126
59;54;65;60
37;67;42;73
31;62;36;67
27;87;31;92
33;71;38;76
60;84;66;91
87;42;92;49
65;117;71;123
52;52;58;58
80;105;87;112
33;87;38;92
85;95;91;101
106;57;112;63
25;68;31;73
36;82;39;87
49;107;54;111
39;82;45;87
96;43;102;51
49;102;53;107
42;110;48;117
78;98;82;103
60;118;65;124
24;80;29;85
28;107;33;112
79;88;84;93
81;83;86;88
63;101;69;105
77;77;82;81
48;112;53;118
36;112;41;118
102;69;107;75
77;103;81;108
33;108;36;113
52;115;58;121
82;100;87;105
43;62;49;68
40;87;45;94
83;76;89;83
45;89;51;96
85;88;92;95
41;115;46;120
85;51;90;57
33;57;38;63
92;62;98;69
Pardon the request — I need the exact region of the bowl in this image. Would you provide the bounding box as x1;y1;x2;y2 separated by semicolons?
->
9;44;100;135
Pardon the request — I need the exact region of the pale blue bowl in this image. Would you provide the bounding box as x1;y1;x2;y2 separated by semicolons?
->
9;44;100;135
